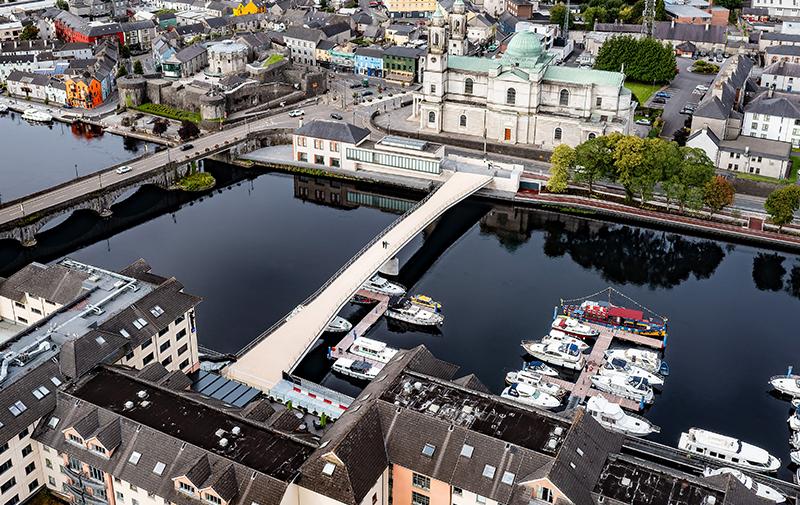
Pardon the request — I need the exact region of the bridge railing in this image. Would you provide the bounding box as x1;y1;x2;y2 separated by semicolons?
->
235;183;439;358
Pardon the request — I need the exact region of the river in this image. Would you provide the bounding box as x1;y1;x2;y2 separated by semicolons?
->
1;128;800;480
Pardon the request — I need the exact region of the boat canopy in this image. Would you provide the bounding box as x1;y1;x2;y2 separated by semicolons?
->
608;306;645;320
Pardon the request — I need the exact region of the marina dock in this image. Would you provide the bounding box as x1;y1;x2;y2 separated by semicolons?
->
551;323;664;411
328;289;390;367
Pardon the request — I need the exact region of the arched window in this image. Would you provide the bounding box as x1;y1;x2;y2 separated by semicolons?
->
554;128;562;141
428;111;436;123
588;132;596;140
559;89;570;106
464;78;474;95
506;88;516;105
459;114;467;127
433;33;439;46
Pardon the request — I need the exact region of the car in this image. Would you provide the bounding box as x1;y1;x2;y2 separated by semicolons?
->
115;165;132;175
679;107;694;115
279;101;286;107
350;82;362;89
696;84;709;92
368;1;380;6
655;91;671;98
180;143;194;151
715;55;724;62
652;96;667;104
288;109;305;117
330;113;343;120
635;118;652;126
362;90;373;96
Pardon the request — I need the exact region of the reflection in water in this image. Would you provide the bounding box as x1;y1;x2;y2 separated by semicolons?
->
69;121;106;140
480;209;727;289
751;252;800;299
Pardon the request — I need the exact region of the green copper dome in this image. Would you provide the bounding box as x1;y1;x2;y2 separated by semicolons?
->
504;30;542;60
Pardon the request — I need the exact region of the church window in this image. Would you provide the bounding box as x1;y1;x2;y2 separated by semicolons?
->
459;115;467;127
464;78;473;95
554;127;562;141
428;111;436;123
506;88;516;105
559;89;570;106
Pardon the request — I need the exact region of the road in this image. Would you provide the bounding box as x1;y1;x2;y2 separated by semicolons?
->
654;57;716;139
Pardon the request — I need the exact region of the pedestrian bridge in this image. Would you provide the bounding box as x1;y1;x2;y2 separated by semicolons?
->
226;171;493;392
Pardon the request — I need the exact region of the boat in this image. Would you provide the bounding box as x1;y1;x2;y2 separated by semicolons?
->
678;428;781;473
361;275;405;296
21;108;52;122
385;298;443;326
789;408;800;431
504;368;566;397
793;450;800;466
325;316;352;333
540;329;590;352
585;395;660;436
702;467;785;503
604;348;669;376
501;382;561;409
331;357;379;380
551;315;599;338
796;467;800;486
346;337;398;364
409;294;441;310
599;357;664;387
351;293;378;305
524;361;559;377
521;342;586;370
769;374;800;398
590;374;654;404
0;104;8;113
562;299;667;337
791;431;800;449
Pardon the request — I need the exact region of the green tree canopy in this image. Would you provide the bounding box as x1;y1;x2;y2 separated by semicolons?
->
594;35;677;83
703;176;735;217
548;144;576;193
133;60;144;75
662;147;715;211
549;3;572;28
574;135;614;194
765;185;800;230
19;25;39;40
581;6;608;29
655;0;667;20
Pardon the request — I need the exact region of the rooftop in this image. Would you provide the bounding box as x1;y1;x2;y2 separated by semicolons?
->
295;120;370;144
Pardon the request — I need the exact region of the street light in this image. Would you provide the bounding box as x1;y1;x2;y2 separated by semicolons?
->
74;164;78;178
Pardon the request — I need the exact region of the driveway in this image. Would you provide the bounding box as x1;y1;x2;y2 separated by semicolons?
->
657;57;717;139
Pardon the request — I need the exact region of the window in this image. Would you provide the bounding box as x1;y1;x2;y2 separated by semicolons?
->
179;482;196;495
160;341;170;353
162;356;173;366
0;462;10;477
554;127;562;141
412;473;430;491
132;500;139;505
90;444;106;456
4;495;18;505
153;462;165;476
476;496;487;505
204;494;221;505
116;492;124;502
68;434;82;445
180;359;189;370
140;339;152;351
143;353;154;366
8;402;26;417
559;88;570;106
45;460;52;470
588;133;596;140
453;487;463;496
428;111;435;123
313;139;324;149
297;136;307;147
464;78;473;94
21;445;32;458
314;154;325;165
501;471;515;485
506;87;516;104
132;318;148;330
751;122;758;130
331;158;340;168
89;466;103;482
24;463;34;476
330;141;339;152
430;84;436;94
537;487;554;503
595;96;602;107
178;344;188;355
460;444;473;458
48;477;55;487
16;317;26;325
158;327;169;337
762;124;769;131
17;429;28;440
32;386;50;400
150;305;164;317
1;478;15;493
31;308;41;315
13;302;23;309
176;328;187;340
27;481;37;493
422;443;436;457
459;115;467;127
482;465;496;479
411;492;429;505
128;452;141;465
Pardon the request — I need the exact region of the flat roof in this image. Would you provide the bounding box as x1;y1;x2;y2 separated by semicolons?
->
71;368;314;481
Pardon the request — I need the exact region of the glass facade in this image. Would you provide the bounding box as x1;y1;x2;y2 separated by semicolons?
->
346;192;415;212
346;148;440;174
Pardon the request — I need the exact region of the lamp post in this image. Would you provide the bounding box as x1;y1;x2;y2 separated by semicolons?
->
74;164;79;178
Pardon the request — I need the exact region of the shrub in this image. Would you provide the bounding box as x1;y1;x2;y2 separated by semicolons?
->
134;103;201;123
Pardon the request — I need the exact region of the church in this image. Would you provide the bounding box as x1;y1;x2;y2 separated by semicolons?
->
413;2;635;149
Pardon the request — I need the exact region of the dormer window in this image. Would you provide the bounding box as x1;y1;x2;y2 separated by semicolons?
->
178;482;196;495
90;444;106;456
68;434;83;445
204;494;222;505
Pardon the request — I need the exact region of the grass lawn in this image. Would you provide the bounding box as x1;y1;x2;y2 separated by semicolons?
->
624;81;662;106
789;154;800;183
134;103;201;123
263;54;285;67
177;172;216;191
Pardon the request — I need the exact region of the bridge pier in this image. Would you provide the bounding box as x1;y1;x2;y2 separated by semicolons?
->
18;224;39;248
98;208;113;218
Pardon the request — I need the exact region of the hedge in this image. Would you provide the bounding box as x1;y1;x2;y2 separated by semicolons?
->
134;103;201;123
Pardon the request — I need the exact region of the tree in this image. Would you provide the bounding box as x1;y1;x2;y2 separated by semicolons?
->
133;60;144;75
55;0;68;9
663;147;714;212
655;0;667;20
119;44;131;58
672;127;689;147
549;3;572;28
19;25;39;41
178;120;200;140
152;120;168;136
582;6;607;28
594;36;677;83
548;144;575;193
765;185;800;231
611;135;647;200
574;135;614;195
116;65;128;78
703;176;735;217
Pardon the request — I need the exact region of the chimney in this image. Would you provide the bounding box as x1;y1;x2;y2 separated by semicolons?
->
768;87;774;98
705;23;709;30
671;19;675;28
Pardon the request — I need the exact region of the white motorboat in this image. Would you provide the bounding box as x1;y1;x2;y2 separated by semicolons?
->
703;467;785;503
362;275;405;296
789;408;800;431
501;382;561;409
21;108;52;122
504;369;566;398
585;395;660;436
332;358;379;381
770;374;800;398
590;374;654;404
791;431;800;449
524;361;559;377
521;342;586;371
541;329;590;352
385;299;443;326
792;450;800;466
346;337;398;364
604;348;667;375
551;315;599;338
678;428;781;473
325;316;352;333
599;357;664;388
0;104;8;113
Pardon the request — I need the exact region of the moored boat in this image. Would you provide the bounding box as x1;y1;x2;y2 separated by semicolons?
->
604;348;669;376
703;467;785;503
562;299;667;337
521;341;586;370
346;337;398;364
325;316;352;333
504;368;566;397
599;357;664;387
769;374;800;398
351;293;378;305
0;104;8;113
524;360;559;377
551;315;599;338
678;428;781;473
332;358;379;381
792;450;800;466
362;275;405;296
409;294;442;310
21;108;52;122
385;299;443;326
541;329;590;352
501;382;561;409
590;374;654;404
586;395;660;436
789;408;800;431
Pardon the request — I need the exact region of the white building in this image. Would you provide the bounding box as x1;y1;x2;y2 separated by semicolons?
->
742;88;800;146
413;3;632;149
752;0;800;18
687;127;793;179
283;26;321;66
761;60;800;92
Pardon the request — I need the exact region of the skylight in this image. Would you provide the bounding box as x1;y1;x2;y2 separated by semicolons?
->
50;377;62;387
322;463;335;476
150;305;165;317
32;386;50;400
153;462;165;475
120;329;130;338
132;318;148;330
9;401;27;417
95;336;106;345
47;417;60;429
501;471;515;485
129;451;141;465
482;465;496;479
460;444;474;458
422;443;436;457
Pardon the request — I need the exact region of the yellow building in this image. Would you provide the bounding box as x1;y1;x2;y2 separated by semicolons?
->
232;0;265;15
384;0;436;18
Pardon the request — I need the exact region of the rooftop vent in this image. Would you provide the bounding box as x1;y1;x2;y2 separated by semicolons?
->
621;477;632;487
219;438;229;448
413;382;422;390
553;426;564;436
231;426;241;436
47;417;60;429
129;451;141;465
140;400;151;408
124;401;135;410
215;429;226;437
546;438;558;450
703;498;717;505
136;390;148;399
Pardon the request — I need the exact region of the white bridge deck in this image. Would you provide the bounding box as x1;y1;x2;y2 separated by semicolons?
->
226;172;492;391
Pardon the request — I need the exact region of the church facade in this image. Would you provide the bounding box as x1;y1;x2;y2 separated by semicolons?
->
413;3;634;149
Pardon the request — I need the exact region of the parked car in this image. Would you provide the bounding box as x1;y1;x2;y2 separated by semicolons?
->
655;91;671;98
695;84;709;92
362;90;373;96
635;118;652;125
350;82;362;89
115;165;132;174
679;107;694;115
180;143;194;151
652;97;667;104
330;113;343;120
288;109;305;117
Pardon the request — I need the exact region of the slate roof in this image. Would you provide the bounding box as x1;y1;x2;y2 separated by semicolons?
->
694;55;752;121
766;44;800;56
171;44;207;63
745;89;800;119
320;22;349;38
283;26;322;43
593;22;643;33
761;31;800;43
763;60;800;78
0;359;64;444
355;46;383;58
451;373;491;393
0;262;89;305
383;45;422;58
6;70;51;87
295;120;370;144
653;21;725;43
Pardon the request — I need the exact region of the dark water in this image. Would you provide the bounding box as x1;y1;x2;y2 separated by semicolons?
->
2;140;800;479
0;113;154;201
